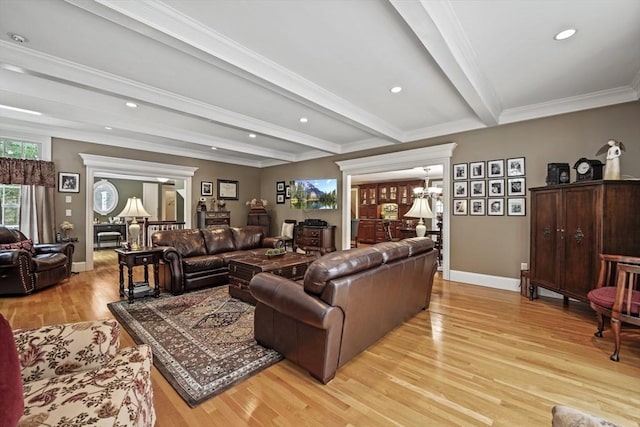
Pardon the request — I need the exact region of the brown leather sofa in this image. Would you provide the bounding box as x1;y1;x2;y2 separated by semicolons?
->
152;226;283;295
250;237;438;383
0;227;74;296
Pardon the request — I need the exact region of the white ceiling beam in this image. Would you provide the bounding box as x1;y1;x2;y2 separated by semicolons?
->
390;0;501;126
78;0;404;142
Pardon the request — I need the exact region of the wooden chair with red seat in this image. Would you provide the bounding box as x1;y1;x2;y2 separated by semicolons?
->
587;254;640;362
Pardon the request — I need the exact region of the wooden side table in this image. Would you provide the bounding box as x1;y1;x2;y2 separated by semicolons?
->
115;247;163;303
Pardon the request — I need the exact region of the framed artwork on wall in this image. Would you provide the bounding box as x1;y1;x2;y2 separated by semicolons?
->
469;161;485;179
488;198;504;216
58;172;80;193
453;163;468;180
487;159;504;177
470;180;486;197
470;199;485;216
508;177;526;196
488;179;504;197
276;181;285;192
507;157;526;176
453;181;468;198
285;185;291;199
276;193;285;204
453;199;467;215
217;179;239;200
507;198;526;216
201;181;213;196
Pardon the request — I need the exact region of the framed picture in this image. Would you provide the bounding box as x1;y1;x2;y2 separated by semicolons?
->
488;198;504;216
470;180;485;197
453;199;467;215
453;163;468;180
285;185;291;199
276;193;285;204
58;172;80;193
201;181;213;196
276;181;285;192
488;179;505;197
453;181;468;198
469;161;485;179
217;179;239;200
470;199;485;216
507;198;526;216
508;177;526;196
507;157;526;176
487;159;504;178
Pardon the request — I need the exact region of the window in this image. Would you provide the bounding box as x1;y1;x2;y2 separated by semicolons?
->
93;179;119;215
0;138;41;227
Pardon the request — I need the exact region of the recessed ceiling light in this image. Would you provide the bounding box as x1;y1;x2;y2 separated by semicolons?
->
211;147;217;150
104;126;112;130
248;133;257;138
125;101;138;108
7;33;27;43
390;86;402;94
299;117;309;123
0;104;42;116
554;28;576;41
1;64;25;73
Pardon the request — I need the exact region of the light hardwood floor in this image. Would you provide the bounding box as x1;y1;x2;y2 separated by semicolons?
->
1;250;639;426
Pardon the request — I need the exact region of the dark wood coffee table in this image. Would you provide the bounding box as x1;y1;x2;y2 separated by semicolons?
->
228;252;315;304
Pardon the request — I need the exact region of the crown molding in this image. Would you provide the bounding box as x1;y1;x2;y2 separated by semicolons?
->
402;117;486;143
499;86;639;124
80;153;198;177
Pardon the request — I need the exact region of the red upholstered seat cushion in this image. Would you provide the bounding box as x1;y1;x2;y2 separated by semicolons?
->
0;313;24;427
588;286;640;315
0;238;36;256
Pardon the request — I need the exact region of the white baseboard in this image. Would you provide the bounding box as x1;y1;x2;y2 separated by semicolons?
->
449;270;566;299
72;261;87;273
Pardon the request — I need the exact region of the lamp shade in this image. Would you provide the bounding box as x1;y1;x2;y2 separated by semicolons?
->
117;197;151;250
117;197;152;218
404;197;434;220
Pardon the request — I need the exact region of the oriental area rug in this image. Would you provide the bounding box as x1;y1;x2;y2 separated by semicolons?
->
107;286;283;407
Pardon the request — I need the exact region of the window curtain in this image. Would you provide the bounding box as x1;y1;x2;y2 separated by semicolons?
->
0;159;56;243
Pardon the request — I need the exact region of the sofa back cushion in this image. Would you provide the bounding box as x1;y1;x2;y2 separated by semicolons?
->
371;241;410;263
201;227;236;254
0;227;20;244
231;226;263;250
400;237;434;256
151;229;206;258
304;247;383;296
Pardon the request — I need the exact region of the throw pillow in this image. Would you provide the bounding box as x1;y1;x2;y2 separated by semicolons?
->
0;239;36;256
0;313;24;427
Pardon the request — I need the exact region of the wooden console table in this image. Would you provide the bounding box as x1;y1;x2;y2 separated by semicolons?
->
115;247;163;303
294;224;336;255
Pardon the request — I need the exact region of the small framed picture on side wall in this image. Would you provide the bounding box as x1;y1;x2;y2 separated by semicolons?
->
58;172;80;193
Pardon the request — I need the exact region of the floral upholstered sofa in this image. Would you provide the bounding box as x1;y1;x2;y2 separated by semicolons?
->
5;317;155;426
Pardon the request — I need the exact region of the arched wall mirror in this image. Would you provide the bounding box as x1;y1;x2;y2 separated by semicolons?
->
93;179;119;215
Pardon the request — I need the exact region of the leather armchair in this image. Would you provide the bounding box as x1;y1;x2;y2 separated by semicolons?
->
0;227;74;296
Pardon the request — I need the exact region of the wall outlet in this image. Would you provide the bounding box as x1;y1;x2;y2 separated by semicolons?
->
65;195;72;203
520;262;528;271
65;209;72;217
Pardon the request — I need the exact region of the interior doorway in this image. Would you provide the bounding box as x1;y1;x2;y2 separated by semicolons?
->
336;143;456;280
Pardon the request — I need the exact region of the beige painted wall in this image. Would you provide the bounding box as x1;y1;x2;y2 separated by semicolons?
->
52;138;261;262
262;101;640;279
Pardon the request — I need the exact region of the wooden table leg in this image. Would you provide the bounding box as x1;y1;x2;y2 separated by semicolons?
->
127;264;134;304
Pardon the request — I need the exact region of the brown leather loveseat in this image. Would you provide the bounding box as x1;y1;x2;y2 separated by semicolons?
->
250;237;437;383
0;227;74;296
152;226;283;295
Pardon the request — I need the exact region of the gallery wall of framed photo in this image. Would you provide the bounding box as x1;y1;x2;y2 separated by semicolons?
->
452;157;526;217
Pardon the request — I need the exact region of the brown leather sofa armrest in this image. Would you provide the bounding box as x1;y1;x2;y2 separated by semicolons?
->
0;250;25;267
262;237;284;249
160;247;184;294
35;242;73;255
250;273;337;329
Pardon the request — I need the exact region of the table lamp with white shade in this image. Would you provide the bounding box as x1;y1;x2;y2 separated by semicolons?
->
404;194;434;237
117;197;152;250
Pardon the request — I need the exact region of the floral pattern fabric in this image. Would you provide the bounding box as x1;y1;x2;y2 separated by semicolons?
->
13;319;156;426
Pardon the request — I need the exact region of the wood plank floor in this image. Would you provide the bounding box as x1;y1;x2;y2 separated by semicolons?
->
1;250;639;426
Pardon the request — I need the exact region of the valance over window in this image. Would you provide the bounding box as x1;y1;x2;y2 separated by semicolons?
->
0;158;55;187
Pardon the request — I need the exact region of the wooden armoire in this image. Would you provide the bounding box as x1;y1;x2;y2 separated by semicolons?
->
529;181;640;303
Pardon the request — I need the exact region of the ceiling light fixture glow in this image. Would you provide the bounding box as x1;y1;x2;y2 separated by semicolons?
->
554;28;576;41
299;117;309;123
248;133;257;138
211;147;217;150
125;101;138;108
1;64;26;73
0;104;42;116
104;126;112;130
390;86;402;94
